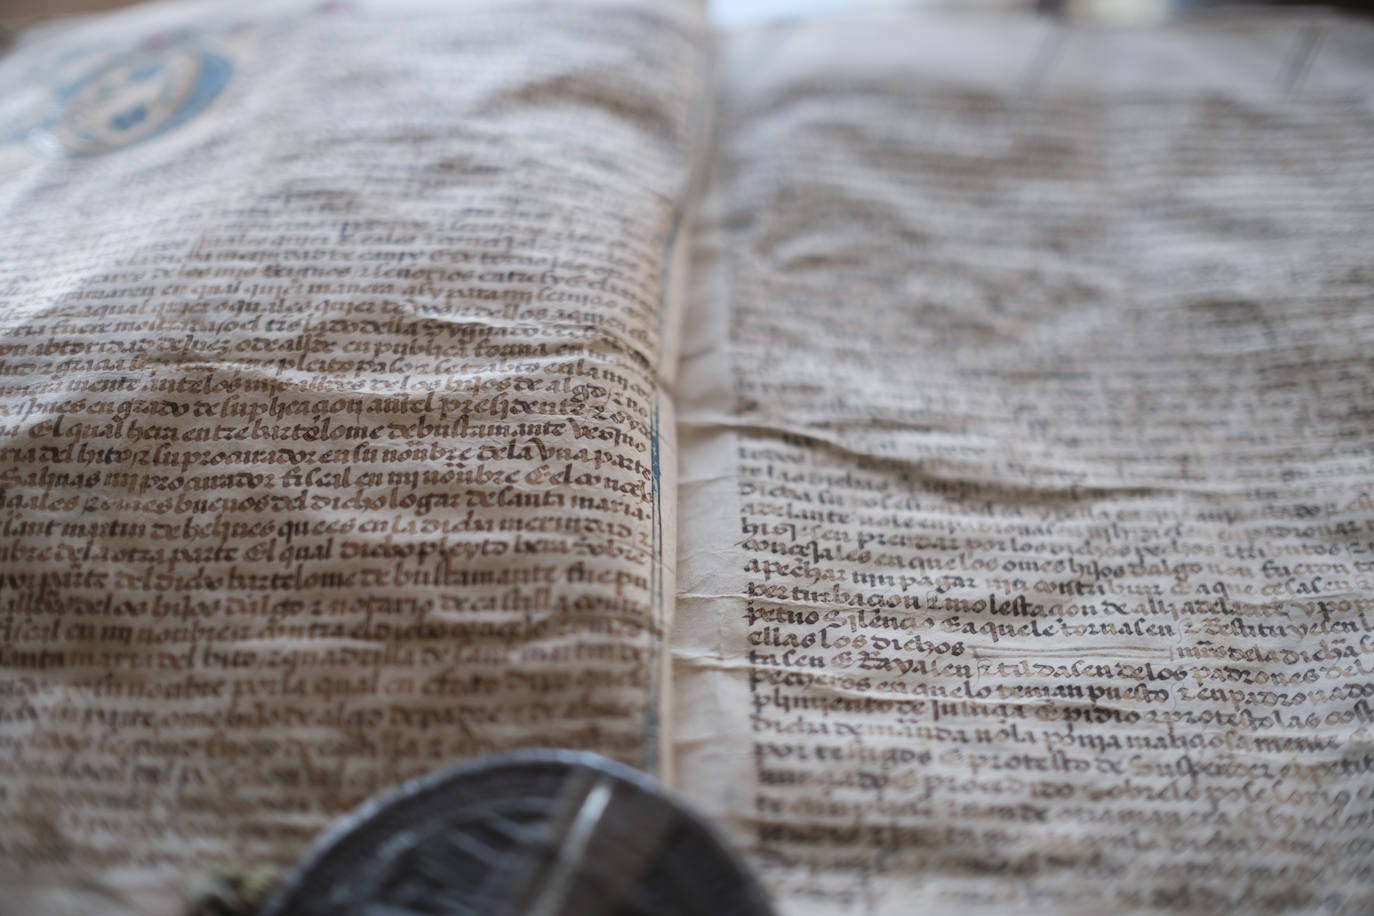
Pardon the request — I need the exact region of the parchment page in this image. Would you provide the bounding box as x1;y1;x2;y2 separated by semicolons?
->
0;1;705;912
674;12;1374;914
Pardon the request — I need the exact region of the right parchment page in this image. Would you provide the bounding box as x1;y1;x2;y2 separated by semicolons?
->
672;11;1374;914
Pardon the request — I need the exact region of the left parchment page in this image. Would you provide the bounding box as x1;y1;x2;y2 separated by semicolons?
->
0;1;707;912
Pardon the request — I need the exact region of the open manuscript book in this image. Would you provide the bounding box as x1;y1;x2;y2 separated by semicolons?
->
2;0;1374;912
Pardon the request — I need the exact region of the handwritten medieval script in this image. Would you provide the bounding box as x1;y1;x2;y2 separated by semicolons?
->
2;2;1374;915
0;1;704;912
674;11;1374;916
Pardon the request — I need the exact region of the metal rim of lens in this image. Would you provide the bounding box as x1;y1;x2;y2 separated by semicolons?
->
258;748;775;916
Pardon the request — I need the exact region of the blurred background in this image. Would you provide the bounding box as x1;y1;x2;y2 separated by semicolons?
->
708;0;1374;27
1;0;1371;33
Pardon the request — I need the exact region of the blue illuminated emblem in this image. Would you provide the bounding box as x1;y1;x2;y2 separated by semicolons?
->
39;45;231;156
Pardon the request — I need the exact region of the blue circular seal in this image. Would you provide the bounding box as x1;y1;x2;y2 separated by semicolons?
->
36;45;231;156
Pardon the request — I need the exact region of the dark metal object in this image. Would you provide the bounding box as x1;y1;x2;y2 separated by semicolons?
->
258;749;775;916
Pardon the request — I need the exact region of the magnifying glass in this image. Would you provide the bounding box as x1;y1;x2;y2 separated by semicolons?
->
254;749;776;916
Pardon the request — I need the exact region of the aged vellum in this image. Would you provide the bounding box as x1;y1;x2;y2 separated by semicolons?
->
2;3;1374;915
674;11;1374;916
0;1;704;912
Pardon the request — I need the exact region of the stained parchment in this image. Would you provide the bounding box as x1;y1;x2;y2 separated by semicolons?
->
0;1;706;912
674;12;1374;915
